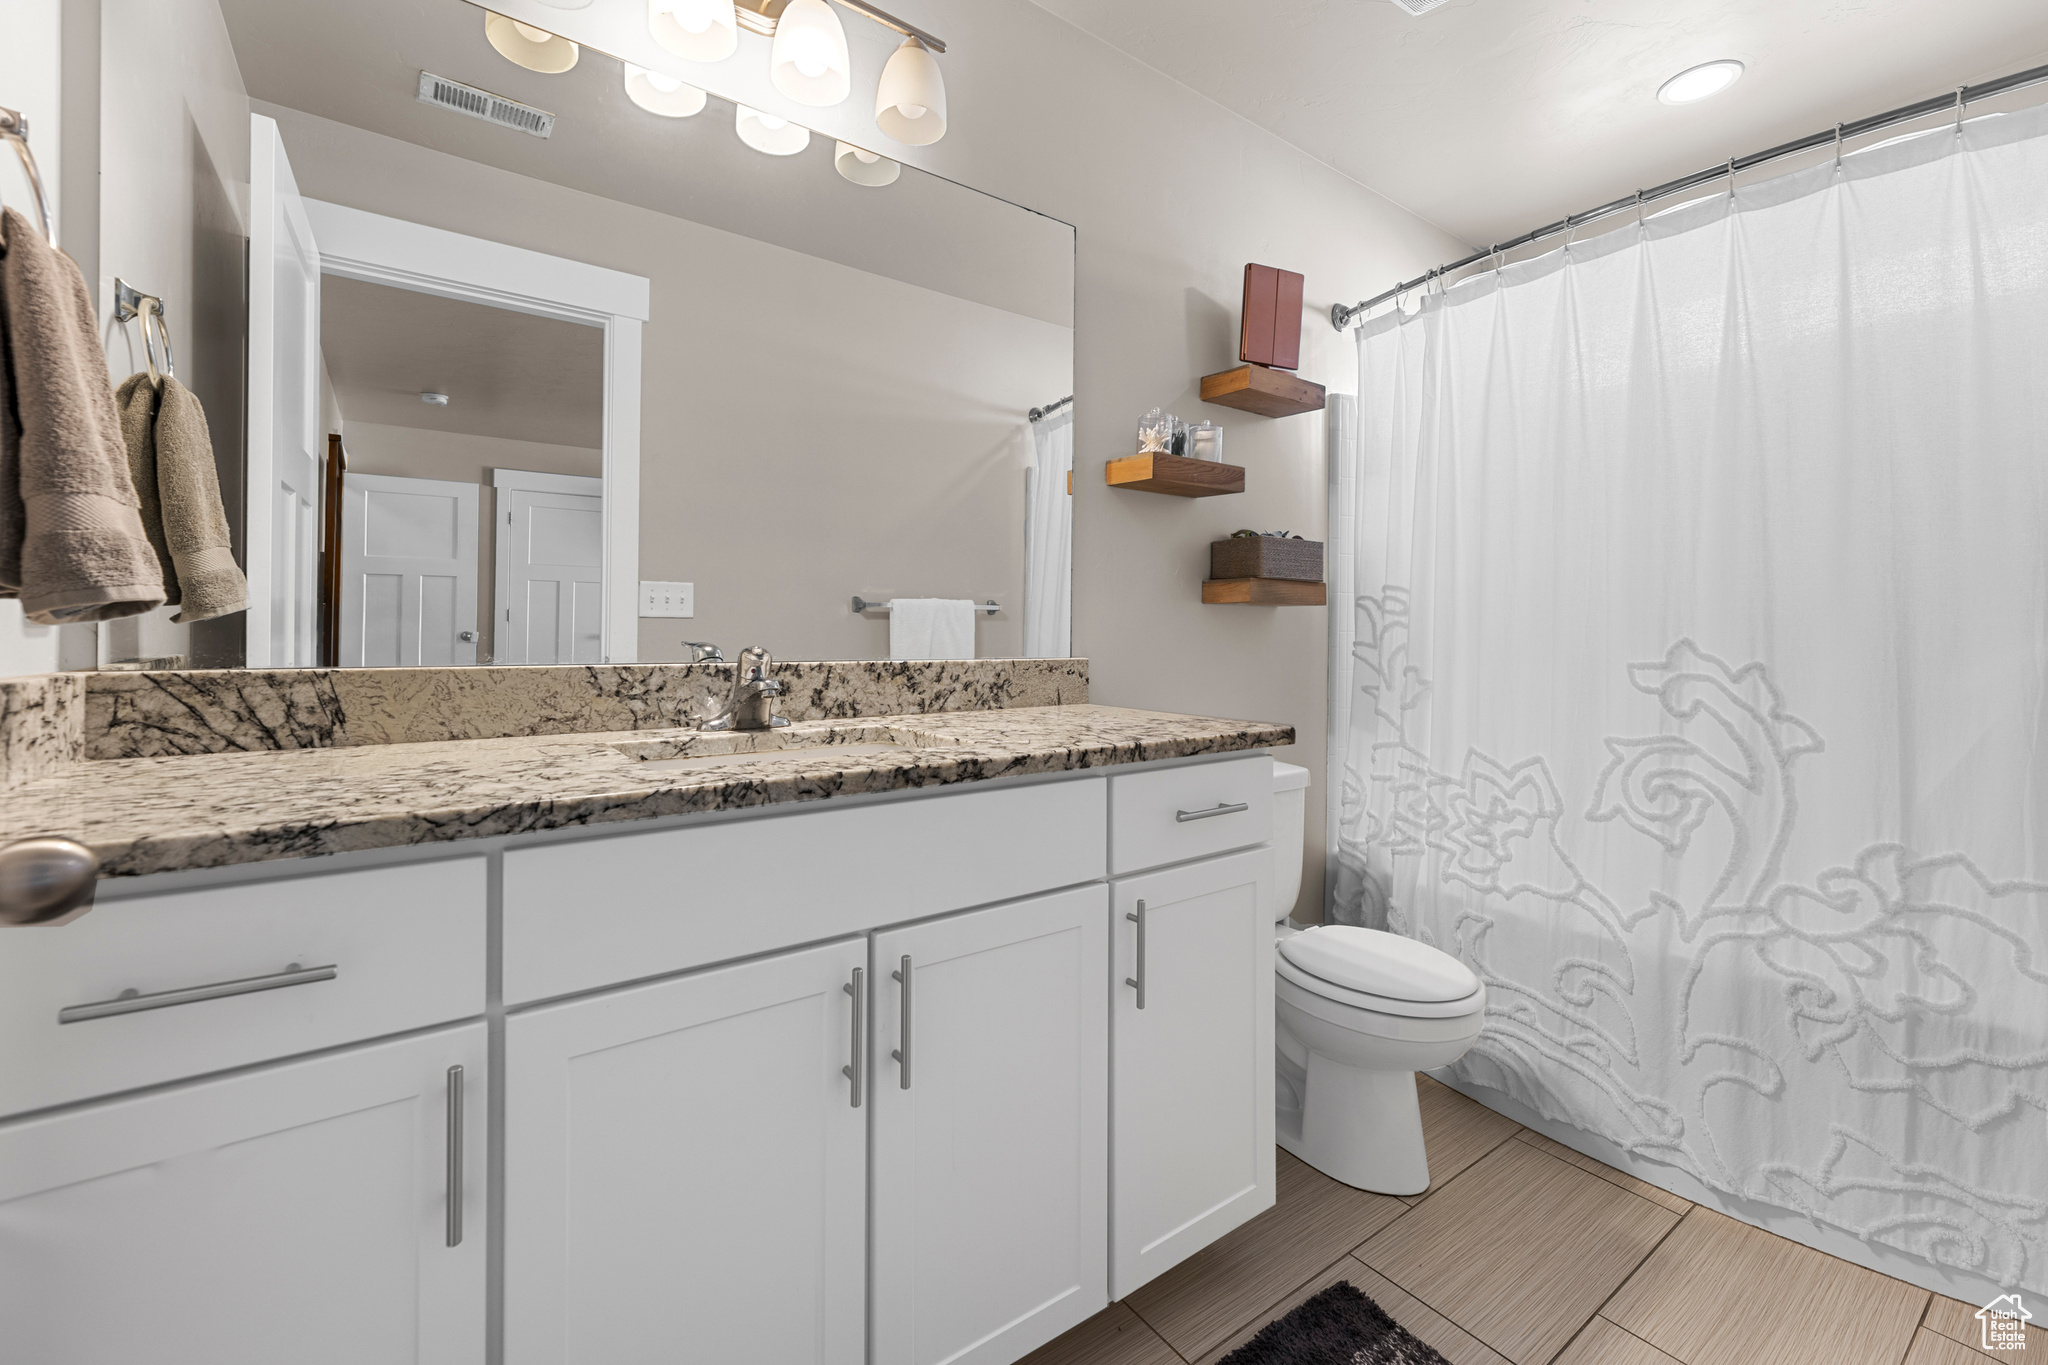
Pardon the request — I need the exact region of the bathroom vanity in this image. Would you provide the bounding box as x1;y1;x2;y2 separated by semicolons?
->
0;664;1287;1365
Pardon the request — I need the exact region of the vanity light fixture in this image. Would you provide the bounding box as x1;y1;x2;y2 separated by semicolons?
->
648;0;739;63
875;35;945;145
625;63;709;117
834;141;900;186
736;104;810;155
1658;59;1745;106
770;0;852;107
483;12;580;73
640;0;948;142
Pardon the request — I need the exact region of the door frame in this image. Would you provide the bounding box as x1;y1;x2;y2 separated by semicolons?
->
491;469;603;667
302;198;649;664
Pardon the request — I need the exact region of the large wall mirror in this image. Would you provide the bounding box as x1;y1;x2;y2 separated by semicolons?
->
114;0;1077;670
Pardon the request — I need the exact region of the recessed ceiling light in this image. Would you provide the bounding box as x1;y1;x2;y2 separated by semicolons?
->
1658;60;1745;106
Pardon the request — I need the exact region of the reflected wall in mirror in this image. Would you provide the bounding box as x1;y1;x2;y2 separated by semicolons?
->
318;280;606;667
210;0;1076;667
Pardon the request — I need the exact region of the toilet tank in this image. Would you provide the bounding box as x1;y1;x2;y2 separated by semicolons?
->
1264;761;1311;923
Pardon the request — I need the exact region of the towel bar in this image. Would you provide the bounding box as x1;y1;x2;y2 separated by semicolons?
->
852;597;999;615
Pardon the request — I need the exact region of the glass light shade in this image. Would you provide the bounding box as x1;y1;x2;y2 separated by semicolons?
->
875;36;945;145
834;141;901;187
648;0;738;62
736;105;811;156
484;12;580;73
770;0;851;107
1657;59;1744;105
625;64;708;116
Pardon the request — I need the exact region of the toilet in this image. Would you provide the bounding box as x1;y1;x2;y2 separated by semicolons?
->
1264;761;1488;1196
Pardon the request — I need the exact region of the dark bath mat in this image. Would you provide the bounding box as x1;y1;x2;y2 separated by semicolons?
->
1217;1282;1454;1365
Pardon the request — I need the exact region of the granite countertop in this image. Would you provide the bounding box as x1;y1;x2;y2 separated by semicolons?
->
0;705;1293;879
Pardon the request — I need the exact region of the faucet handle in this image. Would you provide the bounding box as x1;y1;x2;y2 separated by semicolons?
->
684;642;724;664
758;678;786;697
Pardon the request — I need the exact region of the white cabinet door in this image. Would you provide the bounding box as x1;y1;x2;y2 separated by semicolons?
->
505;937;867;1365
339;471;481;667
871;885;1109;1365
0;1022;485;1364
1110;848;1274;1299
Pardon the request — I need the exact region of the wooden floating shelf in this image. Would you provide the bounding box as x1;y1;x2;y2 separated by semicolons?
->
1200;363;1326;418
1203;578;1328;606
1106;453;1244;498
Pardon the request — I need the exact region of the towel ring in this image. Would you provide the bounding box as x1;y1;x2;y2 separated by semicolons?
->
115;279;175;384
0;107;56;249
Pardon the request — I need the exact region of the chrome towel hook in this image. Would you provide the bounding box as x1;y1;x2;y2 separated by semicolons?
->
0;836;99;925
115;279;175;384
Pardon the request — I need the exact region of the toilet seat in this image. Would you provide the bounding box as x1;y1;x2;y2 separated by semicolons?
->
1276;926;1483;1019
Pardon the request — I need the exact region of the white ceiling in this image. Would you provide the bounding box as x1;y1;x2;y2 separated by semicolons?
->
321;275;606;448
1028;0;2048;248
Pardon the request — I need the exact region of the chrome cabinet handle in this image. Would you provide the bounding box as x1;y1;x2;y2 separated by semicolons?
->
842;967;865;1108
57;962;337;1023
446;1065;464;1248
0;836;98;925
1125;900;1147;1010
891;955;913;1089
1176;802;1249;823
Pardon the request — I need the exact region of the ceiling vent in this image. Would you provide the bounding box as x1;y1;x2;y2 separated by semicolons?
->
416;72;555;138
1388;0;1454;14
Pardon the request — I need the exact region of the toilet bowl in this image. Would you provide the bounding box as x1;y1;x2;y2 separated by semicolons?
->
1262;761;1488;1196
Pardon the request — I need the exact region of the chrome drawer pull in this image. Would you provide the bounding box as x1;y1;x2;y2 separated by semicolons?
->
57;962;338;1024
842;967;866;1108
1176;802;1249;823
446;1065;465;1248
1125;900;1147;1010
891;955;913;1089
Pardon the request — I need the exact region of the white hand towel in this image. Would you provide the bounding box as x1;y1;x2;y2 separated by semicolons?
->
889;598;976;660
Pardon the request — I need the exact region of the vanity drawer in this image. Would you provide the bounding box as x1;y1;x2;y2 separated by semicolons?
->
503;776;1107;1005
1109;756;1272;876
0;858;486;1118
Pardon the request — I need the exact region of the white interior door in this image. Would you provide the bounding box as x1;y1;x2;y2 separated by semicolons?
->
493;470;602;665
0;1023;486;1365
504;938;867;1365
246;113;322;668
339;473;480;668
870;886;1109;1365
1110;849;1275;1299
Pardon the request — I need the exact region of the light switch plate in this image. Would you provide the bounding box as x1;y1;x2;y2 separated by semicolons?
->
640;581;694;618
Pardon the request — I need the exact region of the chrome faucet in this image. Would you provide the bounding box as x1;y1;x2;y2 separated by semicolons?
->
684;641;724;664
702;645;789;732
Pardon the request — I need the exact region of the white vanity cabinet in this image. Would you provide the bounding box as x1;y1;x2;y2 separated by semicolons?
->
5;748;1280;1365
869;884;1109;1365
503;937;870;1365
0;1021;486;1365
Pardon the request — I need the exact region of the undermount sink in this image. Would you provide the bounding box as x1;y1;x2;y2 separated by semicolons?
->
610;726;948;773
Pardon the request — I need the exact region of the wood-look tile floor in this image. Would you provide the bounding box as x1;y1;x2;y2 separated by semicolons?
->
1021;1077;2022;1365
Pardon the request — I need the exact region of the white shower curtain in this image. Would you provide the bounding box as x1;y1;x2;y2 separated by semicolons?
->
1331;105;2048;1295
1023;407;1073;658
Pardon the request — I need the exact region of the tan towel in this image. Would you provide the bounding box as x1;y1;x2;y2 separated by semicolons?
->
115;373;246;623
0;206;165;622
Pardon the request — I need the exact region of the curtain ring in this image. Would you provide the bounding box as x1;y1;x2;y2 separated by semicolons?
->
1563;214;1577;250
1833;122;1845;171
1726;155;1737;202
1953;85;1967;136
1635;189;1645;230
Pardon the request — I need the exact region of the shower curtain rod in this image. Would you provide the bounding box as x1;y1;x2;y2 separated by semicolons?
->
1330;58;2048;331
